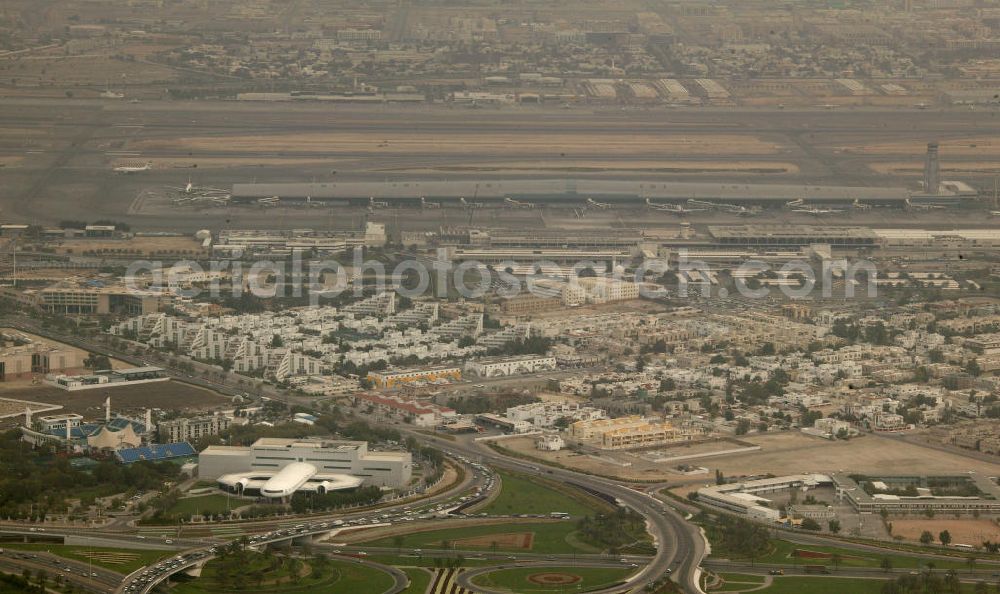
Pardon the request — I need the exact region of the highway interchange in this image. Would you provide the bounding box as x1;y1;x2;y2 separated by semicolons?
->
6;316;1000;594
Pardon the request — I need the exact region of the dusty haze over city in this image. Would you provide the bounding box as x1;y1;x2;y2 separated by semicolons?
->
0;2;998;594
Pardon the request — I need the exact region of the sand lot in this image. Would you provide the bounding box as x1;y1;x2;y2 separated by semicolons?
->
869;161;1000;175
0;395;61;417
709;432;1000;478
384;160;799;176
453;532;535;550
0;381;229;417
890;519;1000;546
505;431;1000;484
837;136;1000;157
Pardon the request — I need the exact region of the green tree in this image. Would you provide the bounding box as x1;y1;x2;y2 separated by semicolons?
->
828;519;841;534
939;530;952;546
880;556;893;573
920;530;934;545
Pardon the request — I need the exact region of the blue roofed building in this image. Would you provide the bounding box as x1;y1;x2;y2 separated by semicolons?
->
115;442;197;464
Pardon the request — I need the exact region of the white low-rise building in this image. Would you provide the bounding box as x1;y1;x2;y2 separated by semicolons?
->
535;433;565;451
199;437;412;496
465;355;557;378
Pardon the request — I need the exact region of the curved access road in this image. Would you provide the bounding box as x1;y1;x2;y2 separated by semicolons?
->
410;433;707;594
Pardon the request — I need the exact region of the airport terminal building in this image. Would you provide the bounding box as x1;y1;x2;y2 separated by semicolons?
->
198;437;412;499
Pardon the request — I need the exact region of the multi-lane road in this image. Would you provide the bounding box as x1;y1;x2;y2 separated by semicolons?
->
9;318;1000;594
411;433;707;594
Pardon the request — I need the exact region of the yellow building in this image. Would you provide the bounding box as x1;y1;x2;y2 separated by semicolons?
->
570;415;688;450
367;366;462;389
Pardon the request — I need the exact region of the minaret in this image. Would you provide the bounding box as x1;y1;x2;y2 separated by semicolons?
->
105;396;111;422
65;420;72;441
145;409;153;439
24;406;31;428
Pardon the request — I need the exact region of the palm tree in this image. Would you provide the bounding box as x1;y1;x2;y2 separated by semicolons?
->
880;556;893;573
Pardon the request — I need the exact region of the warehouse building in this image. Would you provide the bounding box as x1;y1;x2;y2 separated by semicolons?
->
697;474;834;521
707;225;880;249
831;473;1000;516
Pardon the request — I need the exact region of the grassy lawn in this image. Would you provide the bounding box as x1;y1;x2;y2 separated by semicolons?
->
709;573;768;592
2;543;170;573
753;539;974;571
400;567;432;593
718;573;766;584
471;566;635;593
753;576;991;594
172;556;395;594
755;577;887;594
479;471;608;518
365;554;505;568
360;521;598;555
167;494;236;518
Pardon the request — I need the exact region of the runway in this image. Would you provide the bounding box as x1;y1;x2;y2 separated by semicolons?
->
1;97;999;230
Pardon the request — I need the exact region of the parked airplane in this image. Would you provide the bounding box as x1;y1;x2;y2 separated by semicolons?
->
792;206;844;215
113;161;152;174
645;198;706;214
166;176;229;197
586;198;613;210
689;199;760;216
785;198;842;215
504;197;535;209
905;198;944;211
173;194;230;207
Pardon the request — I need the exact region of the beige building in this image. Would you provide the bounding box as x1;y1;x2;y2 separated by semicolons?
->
0;342;85;381
159;414;232;443
497;294;562;316
570;415;688;450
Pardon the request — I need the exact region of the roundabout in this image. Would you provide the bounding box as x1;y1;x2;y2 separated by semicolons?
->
467;564;637;593
526;572;582;586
